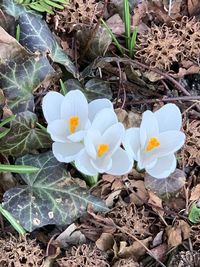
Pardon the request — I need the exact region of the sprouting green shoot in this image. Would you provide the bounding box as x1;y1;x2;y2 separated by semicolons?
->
0;164;40;173
60;79;67;95
123;0;131;50
100;18;124;55
129;27;138;58
16;24;20;42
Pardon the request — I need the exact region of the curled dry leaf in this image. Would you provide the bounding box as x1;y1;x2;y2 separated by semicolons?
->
150;243;168;262
96;233;115;251
55;223;86;248
166;220;191;248
148;191;164;217
190;184;200;202
118;237;152;260
128;180;149;206
145;169;186;199
115;108;141;129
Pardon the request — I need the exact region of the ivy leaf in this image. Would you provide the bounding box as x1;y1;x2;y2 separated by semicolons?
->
0;111;52;156
3;151;108;231
144;169;186;199
1;0;37;18
19;13;77;77
65;78;112;101
0;54;55;113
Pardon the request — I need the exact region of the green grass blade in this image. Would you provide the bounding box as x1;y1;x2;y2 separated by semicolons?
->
100;18;124;55
0;204;26;235
16;24;20;42
129;27;138;57
0;115;16;128
0;164;40;173
123;0;131;50
0;129;10;139
36;122;48;133
44;0;64;9
60;79;67;95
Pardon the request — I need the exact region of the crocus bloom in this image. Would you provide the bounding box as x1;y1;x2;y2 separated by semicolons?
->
123;104;185;179
75;108;133;176
42;90;113;163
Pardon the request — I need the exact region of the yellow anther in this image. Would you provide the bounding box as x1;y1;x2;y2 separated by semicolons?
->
69;116;79;133
97;144;109;157
146;137;160;151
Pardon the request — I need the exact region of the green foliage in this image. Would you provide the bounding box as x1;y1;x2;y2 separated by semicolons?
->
15;0;67;14
101;0;137;57
3;151;108;231
189;204;200;224
0;111;52;157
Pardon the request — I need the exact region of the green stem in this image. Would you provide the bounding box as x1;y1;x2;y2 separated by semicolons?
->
0;204;26;235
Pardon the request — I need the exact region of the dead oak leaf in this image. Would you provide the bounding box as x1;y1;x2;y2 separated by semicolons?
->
190;184;200;202
148;191;164;216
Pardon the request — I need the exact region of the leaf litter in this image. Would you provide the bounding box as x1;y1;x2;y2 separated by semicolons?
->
0;0;200;266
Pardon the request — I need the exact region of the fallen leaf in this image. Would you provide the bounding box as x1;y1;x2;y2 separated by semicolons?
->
166;220;191;248
106;14;124;35
55;223;86;248
96;232;114;251
150;243;168;262
118;237;152;260
128;180;149;206
115;108;141;128
148;191;164;216
106;190;122;207
190;184;200;201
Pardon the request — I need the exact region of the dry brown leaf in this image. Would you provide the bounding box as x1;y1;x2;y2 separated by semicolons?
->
106;189;122;207
106;14;124;35
96;233;114;251
166;220;191;248
118;237;152;260
150;243;168;262
129;180;149;206
148;191;164;216
55;223;86;248
188;0;200;16
115;108;141;128
190;184;200;201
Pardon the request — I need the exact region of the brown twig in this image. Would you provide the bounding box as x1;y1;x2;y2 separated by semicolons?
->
80;0;108;60
130;60;191;96
127;95;200;105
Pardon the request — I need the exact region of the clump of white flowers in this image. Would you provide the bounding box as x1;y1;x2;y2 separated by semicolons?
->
42;90;185;180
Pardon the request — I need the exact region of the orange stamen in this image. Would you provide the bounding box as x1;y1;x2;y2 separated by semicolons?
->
69;116;79;133
97;144;109;157
146;137;160;151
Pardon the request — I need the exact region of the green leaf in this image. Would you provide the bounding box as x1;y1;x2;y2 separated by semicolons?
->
3;151;108;231
64;78;112;102
0;111;52;156
19;13;77;77
189;204;200;224
0;164;39;173
1;0;38;18
0;55;55;113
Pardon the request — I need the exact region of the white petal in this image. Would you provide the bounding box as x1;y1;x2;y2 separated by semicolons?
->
42;92;64;123
75;150;98;176
91;156;112;173
140;110;159;149
88;99;113;122
155;104;182;132
137;150;157;170
68;131;85;142
91;108;118;134
123;128;140;160
146;154;176;179
52;142;84;163
84;130;101;159
61;90;88;130
47;119;68;142
102;123;125;155
108;148;133;175
157;131;185;157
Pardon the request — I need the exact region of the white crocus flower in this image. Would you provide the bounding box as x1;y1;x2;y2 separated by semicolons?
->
75;109;133;176
123;104;185;179
42;90;113;163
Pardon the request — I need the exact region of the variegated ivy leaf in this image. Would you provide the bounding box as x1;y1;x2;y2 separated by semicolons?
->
3;151;108;231
0;111;51;156
0;54;55;113
1;0;37;18
19;13;77;77
64;78;112;101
